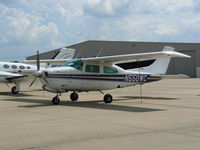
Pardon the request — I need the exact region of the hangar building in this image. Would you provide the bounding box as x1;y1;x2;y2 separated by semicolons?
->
27;41;200;78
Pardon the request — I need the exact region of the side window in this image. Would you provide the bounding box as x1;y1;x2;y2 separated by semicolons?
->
85;65;100;73
103;66;118;73
3;64;9;69
27;66;31;69
11;65;17;69
19;65;25;69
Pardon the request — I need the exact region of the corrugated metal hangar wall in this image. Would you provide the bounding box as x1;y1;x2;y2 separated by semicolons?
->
27;41;200;78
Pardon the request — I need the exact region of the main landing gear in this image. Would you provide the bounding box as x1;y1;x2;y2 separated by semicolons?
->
52;95;60;105
51;92;113;105
51;92;79;105
11;86;19;94
103;94;113;103
11;83;20;94
70;92;79;101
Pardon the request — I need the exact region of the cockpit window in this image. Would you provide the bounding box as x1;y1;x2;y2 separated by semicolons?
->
63;60;83;71
103;66;118;73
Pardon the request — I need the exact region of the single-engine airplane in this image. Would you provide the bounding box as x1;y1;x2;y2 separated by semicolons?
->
32;46;191;105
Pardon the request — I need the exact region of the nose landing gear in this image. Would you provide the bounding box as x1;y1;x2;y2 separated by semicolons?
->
52;94;61;105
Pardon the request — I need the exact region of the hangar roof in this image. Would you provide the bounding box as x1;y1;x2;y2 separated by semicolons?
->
26;40;200;60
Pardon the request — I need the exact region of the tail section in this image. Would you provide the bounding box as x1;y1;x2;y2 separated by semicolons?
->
54;48;75;59
129;46;175;74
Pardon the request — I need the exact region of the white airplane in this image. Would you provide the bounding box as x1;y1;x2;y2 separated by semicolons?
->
0;62;37;93
0;48;75;94
32;46;191;105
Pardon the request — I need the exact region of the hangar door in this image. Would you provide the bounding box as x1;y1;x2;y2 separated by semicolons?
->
167;50;196;77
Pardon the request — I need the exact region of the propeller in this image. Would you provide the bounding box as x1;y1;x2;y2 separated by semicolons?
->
29;50;41;87
29;77;37;87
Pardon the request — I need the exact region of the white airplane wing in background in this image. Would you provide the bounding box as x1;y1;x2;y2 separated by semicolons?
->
24;48;75;64
54;48;75;59
0;71;27;82
80;46;190;64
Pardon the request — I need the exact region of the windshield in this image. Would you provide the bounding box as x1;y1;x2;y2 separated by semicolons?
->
63;60;83;71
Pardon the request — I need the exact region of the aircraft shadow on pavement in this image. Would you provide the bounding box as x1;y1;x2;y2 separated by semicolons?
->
1;98;164;113
0;92;33;97
118;96;178;101
0;90;43;97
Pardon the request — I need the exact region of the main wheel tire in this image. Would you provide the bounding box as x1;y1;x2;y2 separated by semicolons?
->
104;94;113;103
70;92;79;101
11;86;19;94
52;96;60;105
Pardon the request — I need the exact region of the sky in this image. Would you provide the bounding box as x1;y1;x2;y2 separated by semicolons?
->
0;0;200;61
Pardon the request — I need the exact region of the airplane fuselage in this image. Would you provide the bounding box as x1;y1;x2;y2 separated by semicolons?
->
0;61;37;74
39;66;155;93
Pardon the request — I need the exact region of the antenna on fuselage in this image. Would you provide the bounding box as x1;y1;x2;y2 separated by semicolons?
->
29;50;40;87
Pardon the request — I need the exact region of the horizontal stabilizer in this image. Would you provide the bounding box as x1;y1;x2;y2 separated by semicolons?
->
149;74;190;80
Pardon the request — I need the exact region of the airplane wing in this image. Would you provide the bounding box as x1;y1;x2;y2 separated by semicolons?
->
0;71;27;83
80;46;191;64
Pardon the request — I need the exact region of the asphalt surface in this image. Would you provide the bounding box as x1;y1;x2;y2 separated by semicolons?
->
0;79;200;150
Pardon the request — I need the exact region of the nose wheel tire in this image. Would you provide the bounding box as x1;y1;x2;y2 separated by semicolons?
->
52;96;60;105
70;92;79;101
103;94;113;103
11;86;19;94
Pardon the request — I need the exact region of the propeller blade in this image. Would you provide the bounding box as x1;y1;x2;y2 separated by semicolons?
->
29;77;37;87
37;50;40;71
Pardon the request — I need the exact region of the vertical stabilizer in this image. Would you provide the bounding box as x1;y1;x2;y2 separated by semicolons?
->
129;46;175;74
54;48;75;59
